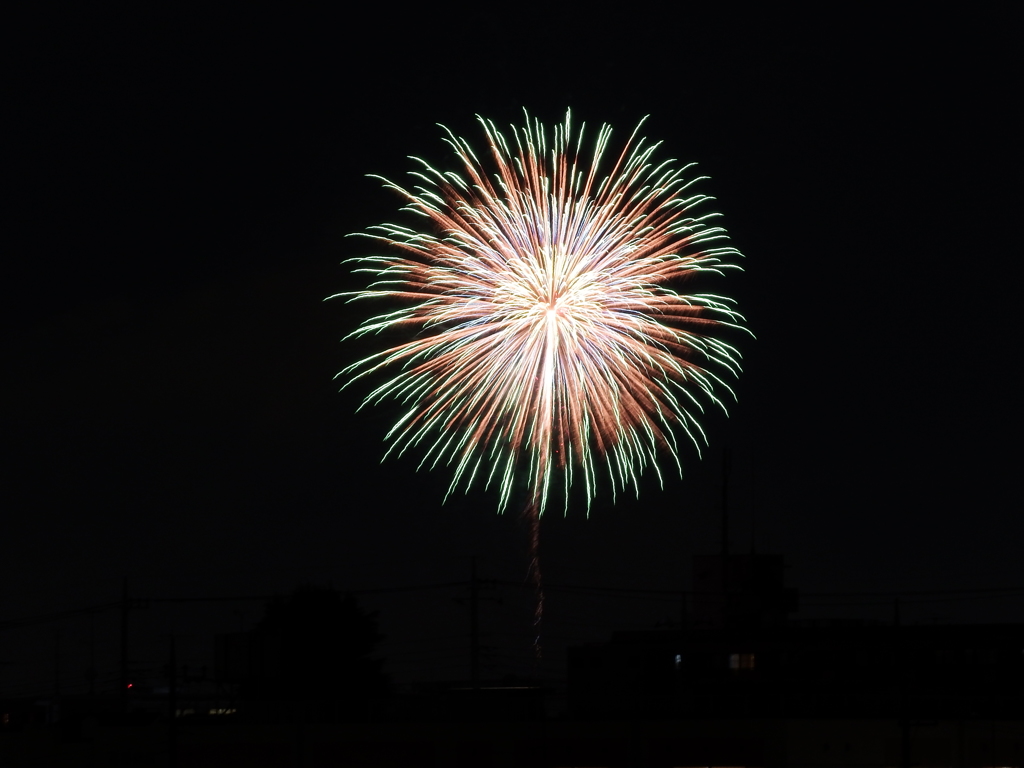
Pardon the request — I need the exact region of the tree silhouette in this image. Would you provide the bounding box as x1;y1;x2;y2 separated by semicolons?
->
243;585;389;715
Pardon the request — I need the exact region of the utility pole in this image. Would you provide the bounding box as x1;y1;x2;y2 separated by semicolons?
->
721;448;732;628
470;558;480;690
168;633;178;768
895;597;910;768
53;629;61;721
88;610;96;696
120;577;129;714
721;447;732;558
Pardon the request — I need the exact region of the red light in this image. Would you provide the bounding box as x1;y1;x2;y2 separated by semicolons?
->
126;683;133;689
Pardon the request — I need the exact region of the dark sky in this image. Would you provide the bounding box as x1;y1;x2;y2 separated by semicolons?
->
3;7;1021;690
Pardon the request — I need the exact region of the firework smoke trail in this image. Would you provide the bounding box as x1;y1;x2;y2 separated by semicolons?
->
334;110;745;658
526;500;543;660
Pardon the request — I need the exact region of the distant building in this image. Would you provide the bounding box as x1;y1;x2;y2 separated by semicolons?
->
565;552;1024;766
569;622;1024;720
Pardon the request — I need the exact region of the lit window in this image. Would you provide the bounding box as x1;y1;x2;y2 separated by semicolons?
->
729;653;755;670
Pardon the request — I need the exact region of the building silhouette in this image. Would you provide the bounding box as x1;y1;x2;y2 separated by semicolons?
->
6;560;1024;766
564;551;1024;767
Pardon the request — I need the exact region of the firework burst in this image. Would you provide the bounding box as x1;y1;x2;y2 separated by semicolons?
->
334;110;745;519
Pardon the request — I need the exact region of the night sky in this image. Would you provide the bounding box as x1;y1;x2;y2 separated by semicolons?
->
3;8;1021;690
